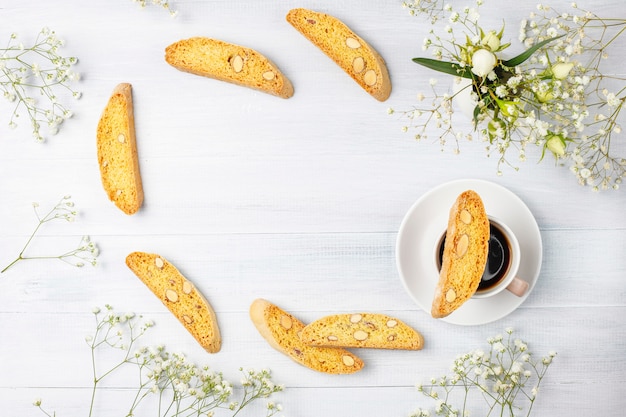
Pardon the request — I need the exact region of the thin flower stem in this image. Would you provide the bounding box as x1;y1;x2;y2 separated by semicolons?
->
37;305;285;417
1;208;47;273
1;197;97;273
0;258;21;274
1;28;80;141
414;330;555;417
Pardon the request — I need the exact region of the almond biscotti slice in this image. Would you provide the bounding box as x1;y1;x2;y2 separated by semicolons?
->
165;37;294;99
126;252;221;353
300;313;424;350
286;8;391;101
249;299;363;374
96;83;144;215
431;190;490;318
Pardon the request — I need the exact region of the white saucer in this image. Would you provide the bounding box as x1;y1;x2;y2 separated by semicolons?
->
396;179;542;325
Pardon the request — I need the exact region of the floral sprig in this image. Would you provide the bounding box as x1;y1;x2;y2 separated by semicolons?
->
1;195;98;273
393;0;625;191
33;305;284;417
1;28;81;142
520;3;626;189
130;0;178;17
409;328;556;417
402;0;448;24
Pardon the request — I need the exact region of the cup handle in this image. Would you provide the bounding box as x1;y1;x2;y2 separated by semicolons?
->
506;277;529;297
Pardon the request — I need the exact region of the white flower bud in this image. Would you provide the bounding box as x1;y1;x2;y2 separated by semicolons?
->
481;30;500;51
471;49;497;77
551;62;574;80
546;134;566;156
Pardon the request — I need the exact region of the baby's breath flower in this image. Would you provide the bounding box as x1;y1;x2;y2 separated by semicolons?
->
39;305;285;417
411;328;556;417
493;341;507;353
396;0;626;191
1;29;81;142
1;196;99;273
131;0;178;17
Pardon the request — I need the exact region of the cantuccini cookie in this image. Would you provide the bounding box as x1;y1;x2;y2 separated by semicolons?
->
96;83;143;215
431;190;490;318
165;37;293;98
126;252;221;353
249;299;364;374
300;313;424;350
286;8;391;101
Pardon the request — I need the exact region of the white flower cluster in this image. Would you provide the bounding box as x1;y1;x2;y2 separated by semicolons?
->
41;196;99;268
34;305;284;417
395;0;625;191
403;0;484;24
402;0;449;24
72;235;99;268
130;0;178;17
410;328;556;417
135;346;237;407
1;28;81;142
519;3;625;190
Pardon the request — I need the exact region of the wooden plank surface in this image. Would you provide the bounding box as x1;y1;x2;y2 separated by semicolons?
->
1;0;625;416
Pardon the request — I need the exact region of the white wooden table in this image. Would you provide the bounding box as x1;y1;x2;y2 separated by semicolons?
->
1;1;624;416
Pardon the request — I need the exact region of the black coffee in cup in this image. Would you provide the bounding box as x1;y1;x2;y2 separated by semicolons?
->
436;221;511;292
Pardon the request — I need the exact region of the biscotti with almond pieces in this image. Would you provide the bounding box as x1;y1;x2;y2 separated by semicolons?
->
165;37;294;99
431;190;490;319
126;252;222;353
96;83;144;215
300;313;424;350
249;299;364;374
286;8;391;101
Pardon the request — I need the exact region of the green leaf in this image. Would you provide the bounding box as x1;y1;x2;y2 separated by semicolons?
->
497;23;506;39
412;58;472;79
499;42;512;51
473;104;481;127
501;34;564;67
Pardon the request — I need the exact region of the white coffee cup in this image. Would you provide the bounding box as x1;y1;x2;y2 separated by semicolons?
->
434;216;528;298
